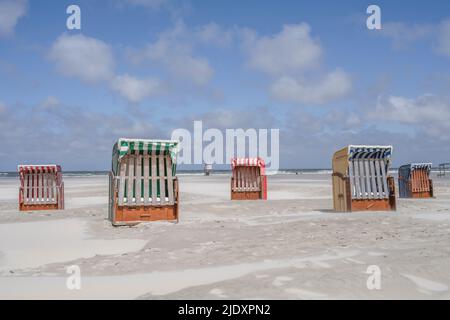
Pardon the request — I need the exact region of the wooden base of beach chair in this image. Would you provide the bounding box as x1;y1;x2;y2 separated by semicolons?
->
333;175;396;212
231;191;262;200
111;181;179;226
350;199;395;211
400;179;434;199
411;191;433;198
19;203;61;211
112;203;178;225
411;179;434;198
349;176;396;212
230;175;267;200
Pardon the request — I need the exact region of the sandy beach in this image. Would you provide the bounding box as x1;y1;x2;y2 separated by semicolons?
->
0;173;449;299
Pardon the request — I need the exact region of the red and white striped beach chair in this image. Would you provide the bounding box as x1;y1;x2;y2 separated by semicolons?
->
18;165;64;211
231;157;267;200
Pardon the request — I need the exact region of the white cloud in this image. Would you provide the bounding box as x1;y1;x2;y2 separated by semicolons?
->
270;69;352;104
49;34;163;103
241;23;351;105
122;0;167;9
49;34;115;83
111;74;164;103
436;19;450;57
243;23;322;76
167;54;213;86
0;0;27;37
376;19;450;57
196;23;233;47
378;22;433;49
370;94;450;140
132;21;214;86
0;99;167;170
40;96;60;110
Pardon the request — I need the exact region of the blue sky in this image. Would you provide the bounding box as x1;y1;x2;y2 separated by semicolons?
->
1;0;450;170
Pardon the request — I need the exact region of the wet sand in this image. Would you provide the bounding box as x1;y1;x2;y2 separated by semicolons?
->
0;173;449;299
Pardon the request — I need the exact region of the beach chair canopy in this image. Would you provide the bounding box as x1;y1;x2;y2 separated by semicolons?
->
334;145;393;200
112;139;178;176
398;163;432;179
347;145;392;161
18;164;61;174
111;138;179;207
231;157;265;174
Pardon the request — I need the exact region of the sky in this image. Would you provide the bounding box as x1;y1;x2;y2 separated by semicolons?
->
0;0;450;171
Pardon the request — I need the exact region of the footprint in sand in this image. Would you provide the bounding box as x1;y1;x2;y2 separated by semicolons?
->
402;274;449;295
272;276;293;287
209;288;228;298
285;288;327;299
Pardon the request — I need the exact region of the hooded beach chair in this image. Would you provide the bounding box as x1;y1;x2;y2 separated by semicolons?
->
18;165;64;211
398;163;433;198
108;139;179;226
231;157;267;200
332;146;396;212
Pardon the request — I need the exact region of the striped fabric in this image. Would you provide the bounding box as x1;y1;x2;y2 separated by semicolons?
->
18;165;61;173
410;163;432;171
346;146;392;200
231;157;265;175
112;139;178;175
399;163;432;179
348;145;393;161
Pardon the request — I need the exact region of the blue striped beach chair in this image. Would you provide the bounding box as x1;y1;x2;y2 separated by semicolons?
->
398;163;433;198
332;145;396;212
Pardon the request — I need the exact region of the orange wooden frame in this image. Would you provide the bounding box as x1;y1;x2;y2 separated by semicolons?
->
333;174;396;212
110;178;179;226
230;175;267;200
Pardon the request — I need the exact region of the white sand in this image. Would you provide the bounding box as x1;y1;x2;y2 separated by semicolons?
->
0;173;450;300
0;219;146;271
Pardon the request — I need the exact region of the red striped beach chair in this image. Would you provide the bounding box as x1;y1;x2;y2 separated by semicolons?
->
231;157;267;200
398;163;433;198
18;165;64;211
332;146;396;212
108;139;179;226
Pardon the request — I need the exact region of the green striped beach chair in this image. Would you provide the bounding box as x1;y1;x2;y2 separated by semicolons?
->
108;139;179;226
